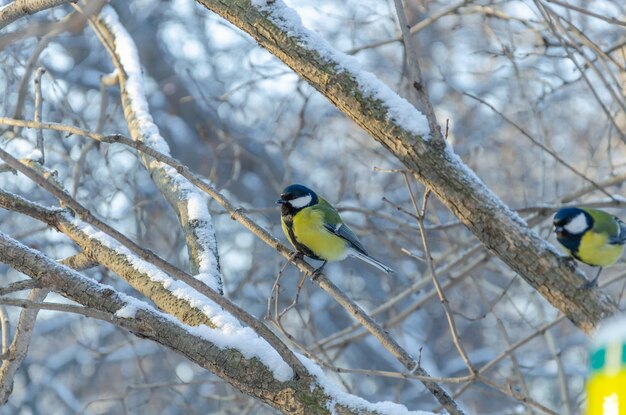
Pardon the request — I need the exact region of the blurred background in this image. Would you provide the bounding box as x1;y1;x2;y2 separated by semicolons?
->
1;0;625;413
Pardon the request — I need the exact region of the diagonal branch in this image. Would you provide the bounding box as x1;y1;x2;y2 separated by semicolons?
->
0;151;309;380
0;0;74;30
0;288;48;404
194;0;617;333
84;5;223;294
0;117;465;414
0;231;432;415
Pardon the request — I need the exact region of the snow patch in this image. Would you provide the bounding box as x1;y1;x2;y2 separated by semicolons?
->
25;149;43;161
187;192;210;221
114;303;141;319
100;6;171;155
186;192;222;292
298;354;436;415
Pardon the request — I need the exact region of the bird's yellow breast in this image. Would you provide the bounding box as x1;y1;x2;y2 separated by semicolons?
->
283;207;347;261
577;231;625;267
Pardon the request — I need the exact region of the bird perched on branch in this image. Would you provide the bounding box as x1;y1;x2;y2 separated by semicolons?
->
553;207;626;287
277;184;393;275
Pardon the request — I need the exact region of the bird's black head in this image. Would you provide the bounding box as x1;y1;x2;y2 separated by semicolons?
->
553;207;592;249
276;184;318;215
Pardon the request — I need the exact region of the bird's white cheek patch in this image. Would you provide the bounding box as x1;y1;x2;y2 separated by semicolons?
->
564;212;588;234
289;194;312;209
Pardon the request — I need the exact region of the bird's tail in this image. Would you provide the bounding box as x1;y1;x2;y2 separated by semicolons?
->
348;249;394;274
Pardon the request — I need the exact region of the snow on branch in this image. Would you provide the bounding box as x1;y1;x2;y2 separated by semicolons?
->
0;187;292;381
0;229;434;415
94;5;222;294
70;216;293;381
196;0;617;334
298;354;437;415
252;0;430;139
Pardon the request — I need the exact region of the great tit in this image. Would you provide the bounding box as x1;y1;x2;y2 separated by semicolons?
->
277;184;393;274
553;207;626;286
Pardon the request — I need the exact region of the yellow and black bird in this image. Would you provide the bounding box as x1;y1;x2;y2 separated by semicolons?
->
277;184;393;274
553;207;626;287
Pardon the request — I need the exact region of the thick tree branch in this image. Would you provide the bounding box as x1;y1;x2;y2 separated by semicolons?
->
86;6;223;294
193;0;617;333
0;117;464;414
0;179;307;381
0;0;73;30
0;232;430;415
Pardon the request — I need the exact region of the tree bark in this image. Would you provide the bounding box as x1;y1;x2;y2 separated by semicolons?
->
0;0;73;30
194;0;617;333
0;232;410;415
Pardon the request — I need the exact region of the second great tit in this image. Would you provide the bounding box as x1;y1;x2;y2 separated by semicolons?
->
277;184;393;274
553;207;626;286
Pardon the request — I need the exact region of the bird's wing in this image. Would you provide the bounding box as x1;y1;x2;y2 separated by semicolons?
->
315;197;369;255
610;217;626;244
322;222;368;255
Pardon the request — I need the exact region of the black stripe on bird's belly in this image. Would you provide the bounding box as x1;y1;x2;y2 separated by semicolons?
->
283;215;324;261
557;234;581;259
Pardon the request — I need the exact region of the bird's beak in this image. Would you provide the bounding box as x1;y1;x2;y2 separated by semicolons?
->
276;198;286;205
554;226;563;237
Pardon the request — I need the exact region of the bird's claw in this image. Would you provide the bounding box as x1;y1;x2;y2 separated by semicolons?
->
311;261;327;281
582;278;599;290
311;269;322;281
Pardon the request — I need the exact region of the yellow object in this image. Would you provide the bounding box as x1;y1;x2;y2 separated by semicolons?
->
277;184;393;273
587;319;626;415
282;206;347;262
578;231;625;268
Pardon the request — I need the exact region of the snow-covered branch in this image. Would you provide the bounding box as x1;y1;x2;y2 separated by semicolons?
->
0;0;72;30
90;5;223;294
0;117;464;414
195;0;617;333
0;179;305;380
0;231;434;415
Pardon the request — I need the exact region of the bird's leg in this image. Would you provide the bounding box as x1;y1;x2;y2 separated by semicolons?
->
584;267;603;289
311;261;327;280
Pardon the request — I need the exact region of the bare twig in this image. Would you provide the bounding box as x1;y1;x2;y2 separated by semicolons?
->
409;179;475;374
347;0;471;54
464;92;618;201
0;280;40;296
392;0;442;142
59;253;98;271
0;296;110;320
0;147;309;379
534;1;626;142
33;67;45;164
478;374;559;415
544;0;626;27
0;288;49;404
